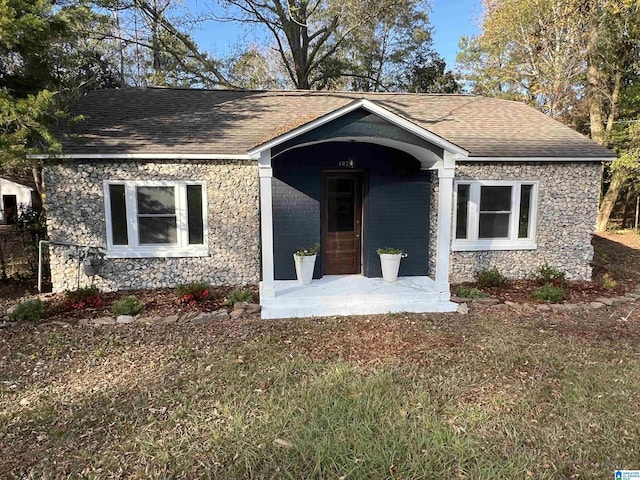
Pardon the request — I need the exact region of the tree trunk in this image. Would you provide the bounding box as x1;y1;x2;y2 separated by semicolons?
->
605;70;622;137
587;3;621;232
635;195;639;232
31;165;44;212
596;169;629;232
587;21;605;145
621;188;635;228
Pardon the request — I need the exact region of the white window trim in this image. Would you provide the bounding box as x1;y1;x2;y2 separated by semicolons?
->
103;180;209;258
452;180;539;251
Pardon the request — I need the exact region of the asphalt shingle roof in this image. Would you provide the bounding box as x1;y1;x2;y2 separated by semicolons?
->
62;88;614;159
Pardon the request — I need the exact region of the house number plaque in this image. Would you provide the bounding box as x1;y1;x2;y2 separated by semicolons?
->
338;158;355;168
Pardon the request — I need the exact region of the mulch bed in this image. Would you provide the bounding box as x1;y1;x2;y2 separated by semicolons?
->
453;232;640;305
33;285;258;323
3;232;639;322
0;280;259;322
476;279;629;304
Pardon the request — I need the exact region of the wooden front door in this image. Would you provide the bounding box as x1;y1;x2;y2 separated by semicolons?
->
322;173;362;275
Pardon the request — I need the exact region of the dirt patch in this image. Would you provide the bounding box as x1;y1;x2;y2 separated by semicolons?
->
592;231;640;284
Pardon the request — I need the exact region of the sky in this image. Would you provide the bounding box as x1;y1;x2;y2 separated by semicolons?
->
430;0;482;67
188;0;482;71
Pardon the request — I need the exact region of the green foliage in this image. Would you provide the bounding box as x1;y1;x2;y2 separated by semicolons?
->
533;263;566;284
376;246;405;255
111;295;145;316
176;281;210;297
454;286;488;299
0;0;121;172
14;207;48;277
532;283;566;303
345;0;458;93
0;0;64;167
476;268;510;289
456;0;640;121
0;90;61;169
9;298;44;321
294;244;319;256
610;121;640;178
226;288;253;306
65;286;100;302
602;273;617;292
15;208;47;236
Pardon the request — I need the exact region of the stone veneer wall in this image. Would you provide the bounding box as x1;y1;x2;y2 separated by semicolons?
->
44;160;260;292
429;162;602;283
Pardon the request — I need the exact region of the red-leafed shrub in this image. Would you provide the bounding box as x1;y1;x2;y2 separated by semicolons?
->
176;281;210;306
65;287;103;310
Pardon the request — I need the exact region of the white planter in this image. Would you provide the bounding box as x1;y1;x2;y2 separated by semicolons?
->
294;254;317;285
379;253;403;282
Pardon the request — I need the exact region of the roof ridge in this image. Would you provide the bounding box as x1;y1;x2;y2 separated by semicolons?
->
87;86;475;98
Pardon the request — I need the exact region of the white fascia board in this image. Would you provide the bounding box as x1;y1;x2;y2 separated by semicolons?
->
27;153;252;160
458;155;616;162
248;98;470;158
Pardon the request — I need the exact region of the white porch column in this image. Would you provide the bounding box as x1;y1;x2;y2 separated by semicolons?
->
258;149;275;299
434;153;455;299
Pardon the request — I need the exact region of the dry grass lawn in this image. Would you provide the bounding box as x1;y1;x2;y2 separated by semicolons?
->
1;232;640;479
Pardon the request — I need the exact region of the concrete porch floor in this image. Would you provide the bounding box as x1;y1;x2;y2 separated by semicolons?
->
260;275;458;319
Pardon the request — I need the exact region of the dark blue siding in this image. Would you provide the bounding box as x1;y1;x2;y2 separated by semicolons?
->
363;170;430;277
272;142;431;280
272;168;322;280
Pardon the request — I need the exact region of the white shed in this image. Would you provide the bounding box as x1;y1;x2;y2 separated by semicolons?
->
0;176;34;225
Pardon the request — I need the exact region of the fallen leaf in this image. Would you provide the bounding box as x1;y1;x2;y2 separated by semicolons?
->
273;438;293;449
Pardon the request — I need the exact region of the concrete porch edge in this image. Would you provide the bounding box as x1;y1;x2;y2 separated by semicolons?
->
260;275;458;319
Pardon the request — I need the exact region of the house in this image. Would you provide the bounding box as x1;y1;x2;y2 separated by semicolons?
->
33;88;615;318
0;176;34;225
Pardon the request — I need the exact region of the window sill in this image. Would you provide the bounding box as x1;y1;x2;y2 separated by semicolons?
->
106;246;209;259
451;240;537;252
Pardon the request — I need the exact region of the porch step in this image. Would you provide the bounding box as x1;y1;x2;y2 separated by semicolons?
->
261;299;458;319
260;275;458;320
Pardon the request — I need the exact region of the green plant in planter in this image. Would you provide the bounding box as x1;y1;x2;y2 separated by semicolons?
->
294;244;320;256
532;283;566;302
112;295;145;316
9;298;45;321
376;247;407;257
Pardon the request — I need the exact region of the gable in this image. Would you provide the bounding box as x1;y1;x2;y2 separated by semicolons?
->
272;108;445;159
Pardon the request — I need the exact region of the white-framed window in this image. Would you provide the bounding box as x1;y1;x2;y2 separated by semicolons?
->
452;180;539;251
103;180;208;258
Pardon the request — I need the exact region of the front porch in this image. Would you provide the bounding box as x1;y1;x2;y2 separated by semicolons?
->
261;275;458;319
250;99;466;320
